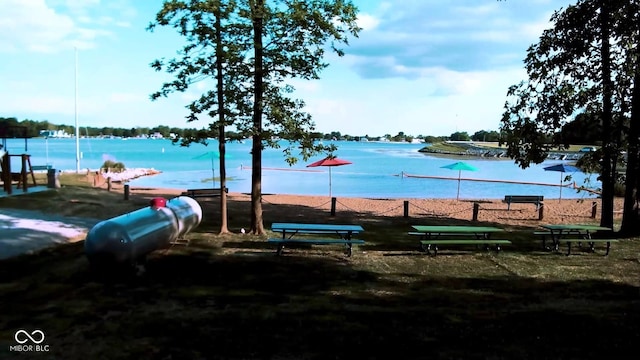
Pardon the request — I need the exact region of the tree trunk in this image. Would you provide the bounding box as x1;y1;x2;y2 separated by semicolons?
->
215;10;230;234
620;58;640;235
599;1;615;230
250;0;265;235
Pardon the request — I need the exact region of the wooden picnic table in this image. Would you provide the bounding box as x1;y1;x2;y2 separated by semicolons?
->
539;224;614;255
410;225;510;256
269;222;365;257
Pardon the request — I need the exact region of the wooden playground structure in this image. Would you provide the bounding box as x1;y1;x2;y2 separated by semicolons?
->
1;124;48;195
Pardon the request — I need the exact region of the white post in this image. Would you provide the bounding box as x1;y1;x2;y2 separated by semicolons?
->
75;47;80;173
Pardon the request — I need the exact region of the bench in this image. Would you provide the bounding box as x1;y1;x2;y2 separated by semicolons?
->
182;187;228;198
561;239;618;256
420;239;512;256
268;238;365;257
503;195;544;210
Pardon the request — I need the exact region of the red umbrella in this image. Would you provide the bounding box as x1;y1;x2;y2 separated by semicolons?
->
306;156;352;198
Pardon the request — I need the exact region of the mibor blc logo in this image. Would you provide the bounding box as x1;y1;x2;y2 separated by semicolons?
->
9;329;50;352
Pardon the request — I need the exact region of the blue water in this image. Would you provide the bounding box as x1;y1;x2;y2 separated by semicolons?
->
2;138;600;199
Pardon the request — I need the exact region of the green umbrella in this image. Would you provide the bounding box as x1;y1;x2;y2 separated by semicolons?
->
440;161;479;200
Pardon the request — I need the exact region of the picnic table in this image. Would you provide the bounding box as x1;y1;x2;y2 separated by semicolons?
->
410;225;510;256
269;222;365;257
539;224;615;256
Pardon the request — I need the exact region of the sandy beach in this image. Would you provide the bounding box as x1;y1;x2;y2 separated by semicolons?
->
121;181;624;229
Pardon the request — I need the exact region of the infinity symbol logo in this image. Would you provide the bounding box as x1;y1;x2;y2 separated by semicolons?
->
14;329;45;344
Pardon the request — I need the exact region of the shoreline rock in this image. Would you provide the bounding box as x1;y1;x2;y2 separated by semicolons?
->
64;168;162;184
419;143;584;161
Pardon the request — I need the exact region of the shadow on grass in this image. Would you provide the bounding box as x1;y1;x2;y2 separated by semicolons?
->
0;239;639;360
1;188;639;359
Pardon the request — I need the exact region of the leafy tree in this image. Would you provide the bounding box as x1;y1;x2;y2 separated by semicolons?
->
500;0;640;232
240;0;360;233
471;130;501;142
325;131;342;140
422;135;443;144
449;131;470;141
101;127;113;136
101;160;126;172
391;132;405;142
149;0;245;233
558;112;602;145
150;0;360;234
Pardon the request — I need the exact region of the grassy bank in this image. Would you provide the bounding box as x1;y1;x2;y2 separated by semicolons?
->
0;181;639;359
422;141;596;155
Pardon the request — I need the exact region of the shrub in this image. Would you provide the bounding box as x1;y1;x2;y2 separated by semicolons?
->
101;160;126;173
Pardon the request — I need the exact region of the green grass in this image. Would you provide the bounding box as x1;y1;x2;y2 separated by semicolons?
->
0;184;638;359
423;141;475;153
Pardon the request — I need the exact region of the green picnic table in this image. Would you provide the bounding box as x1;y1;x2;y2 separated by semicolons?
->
539;224;615;255
410;225;510;256
269;222;365;257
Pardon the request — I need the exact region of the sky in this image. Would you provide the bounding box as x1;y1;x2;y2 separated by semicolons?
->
0;0;577;137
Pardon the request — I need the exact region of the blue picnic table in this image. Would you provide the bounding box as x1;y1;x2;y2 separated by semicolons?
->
269;222;365;257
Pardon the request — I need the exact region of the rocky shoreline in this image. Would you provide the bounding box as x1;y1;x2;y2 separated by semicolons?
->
419;143;585;161
68;168;162;185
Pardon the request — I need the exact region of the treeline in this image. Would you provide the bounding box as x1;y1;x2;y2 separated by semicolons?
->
1;116;502;143
0;117;203;139
1;116;598;145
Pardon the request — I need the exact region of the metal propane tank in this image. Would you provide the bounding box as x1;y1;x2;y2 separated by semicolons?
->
84;196;202;267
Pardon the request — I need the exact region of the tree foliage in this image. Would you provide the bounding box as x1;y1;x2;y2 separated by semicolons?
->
449;131;470;141
148;0;360;234
500;0;640;232
471;130;501;142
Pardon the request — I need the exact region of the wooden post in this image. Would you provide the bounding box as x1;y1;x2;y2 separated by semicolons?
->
330;197;336;216
107;177;112;192
27;155;36;185
591;201;597;218
404;200;409;218
20;154;27;192
124;184;130;200
1;151;11;194
472;202;479;221
538;203;544;220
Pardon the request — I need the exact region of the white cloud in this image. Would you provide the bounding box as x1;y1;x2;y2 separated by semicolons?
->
0;0;577;138
347;0;575;76
0;0;133;53
296;62;527;136
0;0;76;53
356;13;380;31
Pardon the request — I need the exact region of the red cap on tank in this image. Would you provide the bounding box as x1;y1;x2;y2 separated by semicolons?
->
150;197;167;208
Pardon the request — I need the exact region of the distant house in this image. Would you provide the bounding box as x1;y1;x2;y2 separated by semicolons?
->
39;130;70;138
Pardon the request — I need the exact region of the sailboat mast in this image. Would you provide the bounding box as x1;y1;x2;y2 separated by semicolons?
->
75;47;80;173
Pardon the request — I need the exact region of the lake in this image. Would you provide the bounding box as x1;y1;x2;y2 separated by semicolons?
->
2;137;600;199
